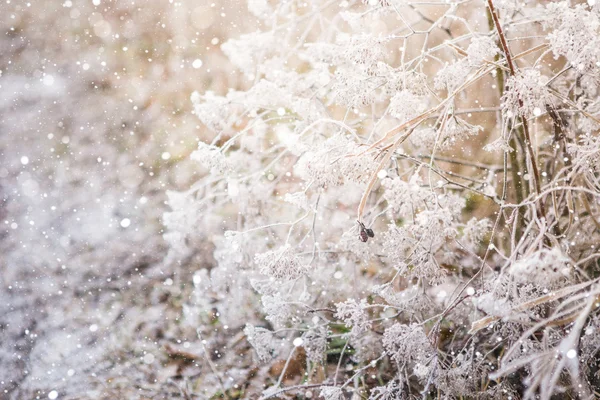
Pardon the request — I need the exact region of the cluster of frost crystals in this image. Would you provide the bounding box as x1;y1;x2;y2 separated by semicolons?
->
385;68;429;97
413;205;461;244
335;299;372;339
545;2;600;73
191;91;240;133
243;324;278;362
221;31;278;77
491;0;520;11
244;79;325;122
328;34;391;107
338;33;387;69
388;90;428;124
466;36;500;65
261;293;294;328
580;316;600;365
361;0;393;6
434;346;487;396
332;67;383;108
472;273;544;320
294;134;377;187
434;59;470;92
382;324;433;366
373;283;423;310
319;386;345;400
340;11;367;31
301;326;328;363
483;136;513;153
508;247;572;286
247;0;272;18
439;117;483;149
502;69;551;117
381;175;433;215
576;99;600;134
283;191;311;211
567;133;600;177
368;380;405;400
462;217;492;251
382;174;464;216
254;245;309;280
378;174;466;284
190;141;230;175
409;127;438;149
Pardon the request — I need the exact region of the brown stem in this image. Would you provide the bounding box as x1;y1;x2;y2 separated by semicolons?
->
486;0;516;76
486;0;545;219
486;8;524;243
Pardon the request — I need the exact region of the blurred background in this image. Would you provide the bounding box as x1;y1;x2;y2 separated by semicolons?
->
0;1;253;398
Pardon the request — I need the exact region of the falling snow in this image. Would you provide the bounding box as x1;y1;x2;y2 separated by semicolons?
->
2;0;600;399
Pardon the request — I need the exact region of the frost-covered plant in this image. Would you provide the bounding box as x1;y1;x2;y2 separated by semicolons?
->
0;1;248;399
166;0;600;398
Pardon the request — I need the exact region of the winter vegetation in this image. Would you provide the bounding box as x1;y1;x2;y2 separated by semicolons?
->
2;0;600;399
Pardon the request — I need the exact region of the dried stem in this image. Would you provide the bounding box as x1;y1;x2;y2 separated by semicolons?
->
486;0;545;222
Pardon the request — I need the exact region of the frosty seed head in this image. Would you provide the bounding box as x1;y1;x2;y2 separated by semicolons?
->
359;229;369;242
357;221;374;242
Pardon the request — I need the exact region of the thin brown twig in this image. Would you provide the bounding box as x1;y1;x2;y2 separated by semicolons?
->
486;0;545;219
